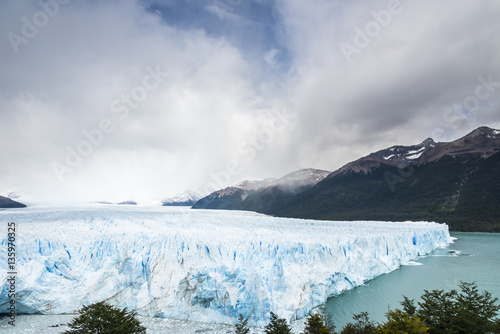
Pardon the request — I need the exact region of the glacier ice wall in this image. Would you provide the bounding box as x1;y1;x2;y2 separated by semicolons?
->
0;206;451;325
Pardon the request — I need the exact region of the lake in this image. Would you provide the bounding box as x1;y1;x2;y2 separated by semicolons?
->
324;232;500;329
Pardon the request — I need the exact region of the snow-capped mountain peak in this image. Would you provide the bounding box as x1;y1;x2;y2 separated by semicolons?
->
331;138;437;176
327;126;500;179
162;189;204;206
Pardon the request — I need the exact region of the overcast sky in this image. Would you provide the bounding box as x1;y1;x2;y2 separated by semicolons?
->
1;0;500;202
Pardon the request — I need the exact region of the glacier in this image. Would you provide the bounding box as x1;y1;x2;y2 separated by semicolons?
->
0;205;451;326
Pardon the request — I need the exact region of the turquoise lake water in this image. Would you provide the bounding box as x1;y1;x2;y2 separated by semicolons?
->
324;232;500;329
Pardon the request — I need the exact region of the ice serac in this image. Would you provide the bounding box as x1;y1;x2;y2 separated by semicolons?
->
0;206;451;326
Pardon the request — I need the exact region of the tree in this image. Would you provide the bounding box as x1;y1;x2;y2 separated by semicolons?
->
452;281;500;334
63;301;146;334
265;311;292;334
494;318;500;333
235;314;250;334
377;309;429;334
340;312;377;334
319;305;338;334
401;296;417;317
303;312;331;334
417;282;500;334
417;288;457;333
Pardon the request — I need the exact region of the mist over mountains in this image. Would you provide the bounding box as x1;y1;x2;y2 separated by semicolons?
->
4;126;499;232
192;169;330;213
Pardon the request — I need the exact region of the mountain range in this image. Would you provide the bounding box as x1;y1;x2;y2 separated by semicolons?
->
193;126;500;232
4;126;499;231
192;169;330;213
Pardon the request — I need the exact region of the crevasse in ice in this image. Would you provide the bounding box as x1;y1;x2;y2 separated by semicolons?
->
0;206;451;325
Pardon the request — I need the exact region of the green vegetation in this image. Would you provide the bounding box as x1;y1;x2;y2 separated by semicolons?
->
235;314;251;334
265;311;293;334
377;309;429;334
302;312;331;334
340;312;377;334
417;282;500;334
254;282;500;334
63;301;146;334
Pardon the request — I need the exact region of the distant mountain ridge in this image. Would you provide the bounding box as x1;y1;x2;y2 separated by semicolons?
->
329;137;437;177
192;169;329;212
192;178;277;210
238;168;330;214
416;126;500;163
0;196;26;208
328;127;500;180
162;190;203;207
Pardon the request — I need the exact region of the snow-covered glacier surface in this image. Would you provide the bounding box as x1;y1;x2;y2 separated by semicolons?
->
0;205;451;326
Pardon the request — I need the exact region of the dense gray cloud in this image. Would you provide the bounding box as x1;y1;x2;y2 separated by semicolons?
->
1;0;499;202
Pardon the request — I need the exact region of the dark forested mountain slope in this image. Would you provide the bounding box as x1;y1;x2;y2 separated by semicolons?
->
276;127;500;232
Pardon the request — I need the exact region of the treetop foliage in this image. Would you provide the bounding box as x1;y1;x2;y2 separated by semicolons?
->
63;301;146;334
265;311;293;334
340;312;377;334
235;314;251;334
302;312;331;334
416;281;500;334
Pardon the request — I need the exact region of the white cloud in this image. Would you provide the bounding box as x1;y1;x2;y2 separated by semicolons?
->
1;0;499;202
